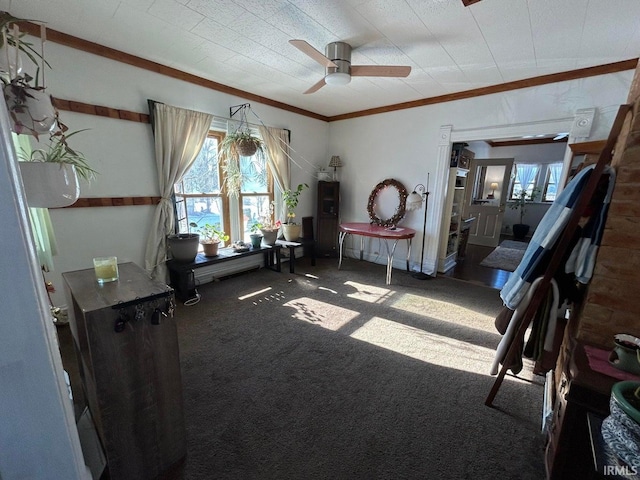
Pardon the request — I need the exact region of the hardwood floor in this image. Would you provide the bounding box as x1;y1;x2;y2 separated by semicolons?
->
440;240;515;290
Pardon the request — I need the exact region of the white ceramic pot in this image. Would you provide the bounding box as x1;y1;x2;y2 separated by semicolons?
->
282;224;301;241
18;162;80;208
167;234;200;262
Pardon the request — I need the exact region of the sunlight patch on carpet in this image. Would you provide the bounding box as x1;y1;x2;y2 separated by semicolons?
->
350;316;495;373
239;286;272;300
283;297;359;330
344;281;394;303
390;293;497;334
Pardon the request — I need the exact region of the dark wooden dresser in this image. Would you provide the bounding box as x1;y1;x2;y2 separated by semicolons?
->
63;262;185;480
545;334;623;479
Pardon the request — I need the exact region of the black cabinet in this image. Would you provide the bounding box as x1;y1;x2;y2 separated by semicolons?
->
317;181;340;257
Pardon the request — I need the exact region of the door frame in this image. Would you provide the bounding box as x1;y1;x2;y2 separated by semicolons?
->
464;157;514;247
429;116;581;276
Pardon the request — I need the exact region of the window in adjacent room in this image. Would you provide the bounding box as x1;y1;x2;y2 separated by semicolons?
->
542;162;563;202
510;164;540;199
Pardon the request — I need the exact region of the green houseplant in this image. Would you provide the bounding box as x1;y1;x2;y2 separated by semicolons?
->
219;130;265;198
281;183;308;241
189;222;229;257
509;187;539;240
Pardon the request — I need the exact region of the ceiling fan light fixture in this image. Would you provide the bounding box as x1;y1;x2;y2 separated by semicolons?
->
325;72;351;86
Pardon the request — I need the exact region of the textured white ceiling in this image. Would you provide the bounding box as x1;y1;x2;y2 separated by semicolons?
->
2;0;639;117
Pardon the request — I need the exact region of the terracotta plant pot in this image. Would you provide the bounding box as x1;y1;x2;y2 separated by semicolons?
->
201;241;220;257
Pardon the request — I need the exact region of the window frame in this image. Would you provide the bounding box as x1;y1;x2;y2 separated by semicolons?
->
174;130;274;243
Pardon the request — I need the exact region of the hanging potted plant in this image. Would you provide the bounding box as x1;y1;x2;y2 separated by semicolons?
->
219;130;264;198
282;183;308;241
0;12;56;138
18;129;97;208
189;222;229;257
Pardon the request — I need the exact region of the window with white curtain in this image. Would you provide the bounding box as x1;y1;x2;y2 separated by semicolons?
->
174;131;274;243
543;162;563;202
510;164;540;199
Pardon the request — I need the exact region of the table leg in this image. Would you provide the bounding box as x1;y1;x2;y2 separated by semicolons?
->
406;238;412;271
360;236;364;261
382;239;399;285
338;231;348;270
289;246;295;274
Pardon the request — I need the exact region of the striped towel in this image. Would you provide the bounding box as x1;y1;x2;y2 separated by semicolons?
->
500;164;614;310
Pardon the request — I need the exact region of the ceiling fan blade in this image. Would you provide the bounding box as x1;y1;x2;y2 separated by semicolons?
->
289;40;337;68
461;0;483;6
303;77;326;94
351;65;411;77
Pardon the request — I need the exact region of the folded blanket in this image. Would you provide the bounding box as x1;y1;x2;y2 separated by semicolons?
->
500;164;614;310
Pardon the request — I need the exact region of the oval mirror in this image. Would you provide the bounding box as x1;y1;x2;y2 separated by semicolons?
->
367;179;408;227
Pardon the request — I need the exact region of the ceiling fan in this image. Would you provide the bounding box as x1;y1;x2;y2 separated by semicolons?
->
289;39;412;94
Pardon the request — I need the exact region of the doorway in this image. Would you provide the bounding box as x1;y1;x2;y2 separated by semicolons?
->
464;158;514;248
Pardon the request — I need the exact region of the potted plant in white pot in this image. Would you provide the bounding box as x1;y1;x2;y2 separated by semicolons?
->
189;222;229;257
282;183;308;241
18;130;97;208
509;187;539;240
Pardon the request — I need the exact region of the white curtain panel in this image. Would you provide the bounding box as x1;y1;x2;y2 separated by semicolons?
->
144;103;213;281
258;125;290;193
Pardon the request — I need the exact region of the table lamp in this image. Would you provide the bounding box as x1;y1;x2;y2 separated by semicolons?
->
328;155;342;180
488;182;499;199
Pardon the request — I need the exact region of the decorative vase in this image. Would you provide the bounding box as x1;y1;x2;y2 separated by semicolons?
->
18;162;80;208
261;229;278;246
250;233;263;249
282;224;301;242
201;241;220;257
601;381;640;471
167;234;199;262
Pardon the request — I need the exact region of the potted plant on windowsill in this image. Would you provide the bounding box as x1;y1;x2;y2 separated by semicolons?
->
249;223;264;249
282;183;308;241
509;187;539;240
189;222;229;257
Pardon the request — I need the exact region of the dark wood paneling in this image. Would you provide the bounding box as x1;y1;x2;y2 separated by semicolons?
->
58;197;161;208
52;98;150;123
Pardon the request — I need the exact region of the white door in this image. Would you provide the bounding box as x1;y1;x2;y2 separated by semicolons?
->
464;158;514;247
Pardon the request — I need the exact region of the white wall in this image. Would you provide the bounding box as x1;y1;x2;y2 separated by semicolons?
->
330;71;633;273
33;41;330;307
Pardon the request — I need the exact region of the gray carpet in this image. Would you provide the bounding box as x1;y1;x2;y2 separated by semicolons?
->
175;257;545;479
479;240;528;272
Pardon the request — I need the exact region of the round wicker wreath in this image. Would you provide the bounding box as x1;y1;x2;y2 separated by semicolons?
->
367;178;408;227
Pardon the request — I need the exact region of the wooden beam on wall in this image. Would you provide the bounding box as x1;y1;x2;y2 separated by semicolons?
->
58;197;161;208
52;98;150;123
487;137;568;148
